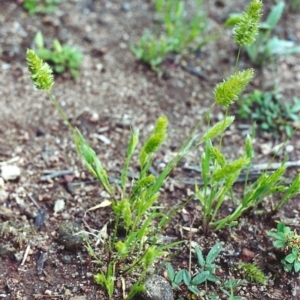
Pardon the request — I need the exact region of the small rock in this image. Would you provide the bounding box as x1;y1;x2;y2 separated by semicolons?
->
61;255;72;264
241;248;255;262
14;251;24;263
93;133;111;145
54;199;65;213
89;112;99;123
57;221;85;250
121;3;131;11
136;274;174;300
1;165;21;180
69;296;87;300
44;289;52;296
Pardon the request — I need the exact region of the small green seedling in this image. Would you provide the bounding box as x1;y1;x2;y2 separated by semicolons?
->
237;89;300;137
132;0;207;71
131;30;172;71
34;31;83;79
156;0;207;53
23;0;62;15
167;243;246;298
267;222;300;272
195;243;222;282
166;243;222;295
209;279;246;300
166;265;210;295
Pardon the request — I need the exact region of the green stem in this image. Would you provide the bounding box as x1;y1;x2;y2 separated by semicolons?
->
47;91;75;134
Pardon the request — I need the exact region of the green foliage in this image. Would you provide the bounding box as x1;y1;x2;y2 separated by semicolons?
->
34;31;83;79
195;243;222;282
237;89;300;137
94;263;115;298
166;243;222;295
239;263;267;284
208;279;246;300
290;0;300;11
267;222;300;272
132;0;207;71
167;243;245;298
23;0;62;15
156;0;207;53
189;0;299;231
26;0;300;296
27;49;187;297
166;264;209;295
131;30;172;71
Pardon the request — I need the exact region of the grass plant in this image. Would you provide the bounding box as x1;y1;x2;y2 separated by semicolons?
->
34;31;83;79
194;0;300;232
23;0;62;15
131;0;207;71
26;0;300;298
26;49;188;299
226;1;300;66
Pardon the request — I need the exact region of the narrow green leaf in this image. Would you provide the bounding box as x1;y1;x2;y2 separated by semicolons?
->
182;270;191;285
294;260;300;272
206;242;222;265
187;285;200;295
191;271;209;285
195;246;205;267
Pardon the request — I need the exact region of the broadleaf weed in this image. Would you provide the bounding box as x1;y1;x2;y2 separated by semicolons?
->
237;89;300;137
267;222;300;272
166;243;245;298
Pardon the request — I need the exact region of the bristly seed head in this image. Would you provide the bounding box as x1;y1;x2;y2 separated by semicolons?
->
234;0;263;47
214;69;254;107
26;49;54;91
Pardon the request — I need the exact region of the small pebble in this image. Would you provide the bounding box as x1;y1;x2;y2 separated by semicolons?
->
1;165;21;181
58;221;85;250
44;289;52;296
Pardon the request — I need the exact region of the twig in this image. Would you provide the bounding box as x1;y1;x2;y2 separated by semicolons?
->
181;60;208;81
40;169;73;181
21;245;31;266
27;193;40;209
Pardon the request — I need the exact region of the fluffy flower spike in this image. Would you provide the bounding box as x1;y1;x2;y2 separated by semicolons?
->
234;0;263;47
214;69;254;107
26;49;54;91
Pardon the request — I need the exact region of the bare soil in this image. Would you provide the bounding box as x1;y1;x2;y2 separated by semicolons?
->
1;0;300;299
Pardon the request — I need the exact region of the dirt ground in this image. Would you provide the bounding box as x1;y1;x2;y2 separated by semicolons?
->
1;0;300;299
